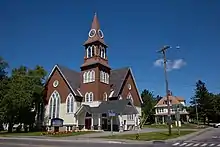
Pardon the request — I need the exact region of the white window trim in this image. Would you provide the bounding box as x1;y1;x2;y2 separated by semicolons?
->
85;92;94;102
127;114;134;120
103;92;108;101
49;90;60;119
83;70;95;83
127;93;133;103
100;71;109;84
66;93;74;113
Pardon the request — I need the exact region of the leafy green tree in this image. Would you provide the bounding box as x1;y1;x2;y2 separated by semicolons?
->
0;56;9;130
141;89;157;127
0;56;8;80
190;80;215;124
0;65;47;132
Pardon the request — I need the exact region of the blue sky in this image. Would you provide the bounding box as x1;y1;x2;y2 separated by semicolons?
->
1;0;220;104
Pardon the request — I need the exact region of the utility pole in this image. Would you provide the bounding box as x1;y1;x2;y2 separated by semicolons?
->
158;45;172;135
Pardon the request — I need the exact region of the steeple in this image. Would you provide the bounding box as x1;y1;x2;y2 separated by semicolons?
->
83;13;107;47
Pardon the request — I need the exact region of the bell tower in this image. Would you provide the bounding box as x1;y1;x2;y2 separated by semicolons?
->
80;13;111;104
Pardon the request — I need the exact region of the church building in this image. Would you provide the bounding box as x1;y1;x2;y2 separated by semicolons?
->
43;14;143;132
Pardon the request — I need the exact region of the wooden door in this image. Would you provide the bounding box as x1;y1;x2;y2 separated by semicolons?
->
85;118;91;129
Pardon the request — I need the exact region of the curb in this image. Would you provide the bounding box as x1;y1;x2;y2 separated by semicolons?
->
0;128;211;145
166;127;213;143
0;137;125;144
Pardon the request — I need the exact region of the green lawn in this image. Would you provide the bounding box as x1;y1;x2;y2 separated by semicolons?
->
144;123;204;129
0;131;97;137
100;130;195;141
0;131;42;137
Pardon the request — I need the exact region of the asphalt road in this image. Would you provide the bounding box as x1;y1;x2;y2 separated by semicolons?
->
171;127;220;146
0;138;173;147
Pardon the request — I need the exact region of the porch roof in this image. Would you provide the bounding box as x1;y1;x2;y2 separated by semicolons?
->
75;99;138;116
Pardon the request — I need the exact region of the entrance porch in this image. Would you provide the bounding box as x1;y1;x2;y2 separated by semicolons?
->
75;99;139;132
154;113;189;124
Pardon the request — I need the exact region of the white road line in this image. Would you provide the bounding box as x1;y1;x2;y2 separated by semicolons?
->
186;143;194;146
179;142;187;146
193;143;200;146
201;143;207;146
209;144;215;146
172;142;180;146
217;144;220;146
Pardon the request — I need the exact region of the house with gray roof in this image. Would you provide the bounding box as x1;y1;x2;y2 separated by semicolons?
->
43;14;143;132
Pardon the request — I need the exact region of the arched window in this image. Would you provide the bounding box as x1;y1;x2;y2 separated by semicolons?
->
106;74;109;84
49;90;60;119
89;92;93;102
127;93;133;103
100;71;104;82
66;93;74;113
103;92;108;101
101;47;105;58
85;93;89;102
90;70;95;82
49;98;53;118
87;46;91;58
91;45;95;57
104;72;106;83
83;72;87;83
87;71;91;82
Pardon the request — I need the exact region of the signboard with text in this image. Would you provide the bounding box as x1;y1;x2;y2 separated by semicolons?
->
51;118;64;127
108;110;116;117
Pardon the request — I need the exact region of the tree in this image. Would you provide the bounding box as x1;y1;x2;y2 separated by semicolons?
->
0;65;47;132
190;80;215;124
141;89;157;127
0;56;8;80
0;56;9;130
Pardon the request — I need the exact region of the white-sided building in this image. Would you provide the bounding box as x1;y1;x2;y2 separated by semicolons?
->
154;91;189;124
42;14;143;132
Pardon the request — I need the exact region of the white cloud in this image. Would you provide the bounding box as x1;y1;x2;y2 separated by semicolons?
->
154;58;186;71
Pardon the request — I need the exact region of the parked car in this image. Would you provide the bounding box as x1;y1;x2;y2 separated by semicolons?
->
214;123;220;128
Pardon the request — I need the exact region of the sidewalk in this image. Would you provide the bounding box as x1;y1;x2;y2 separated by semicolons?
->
0;128;210;145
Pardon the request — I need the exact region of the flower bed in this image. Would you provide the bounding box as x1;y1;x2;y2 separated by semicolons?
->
41;130;96;137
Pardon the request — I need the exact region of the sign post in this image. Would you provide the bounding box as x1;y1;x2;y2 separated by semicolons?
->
108;110;115;136
175;107;180;135
110;116;113;136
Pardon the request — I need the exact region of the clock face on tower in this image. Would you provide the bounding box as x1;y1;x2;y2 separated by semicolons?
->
88;29;96;38
98;29;104;38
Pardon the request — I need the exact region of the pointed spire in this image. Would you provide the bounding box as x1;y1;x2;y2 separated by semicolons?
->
91;12;100;30
83;13;107;46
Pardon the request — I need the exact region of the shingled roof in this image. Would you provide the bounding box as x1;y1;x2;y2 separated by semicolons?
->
47;64;130;98
75;99;138;115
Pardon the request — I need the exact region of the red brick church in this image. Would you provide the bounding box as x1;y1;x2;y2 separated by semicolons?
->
43;14;143;132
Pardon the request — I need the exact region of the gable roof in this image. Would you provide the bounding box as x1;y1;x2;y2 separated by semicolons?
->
110;67;129;97
155;95;185;107
75;99;138;115
46;64;143;103
46;64;82;97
